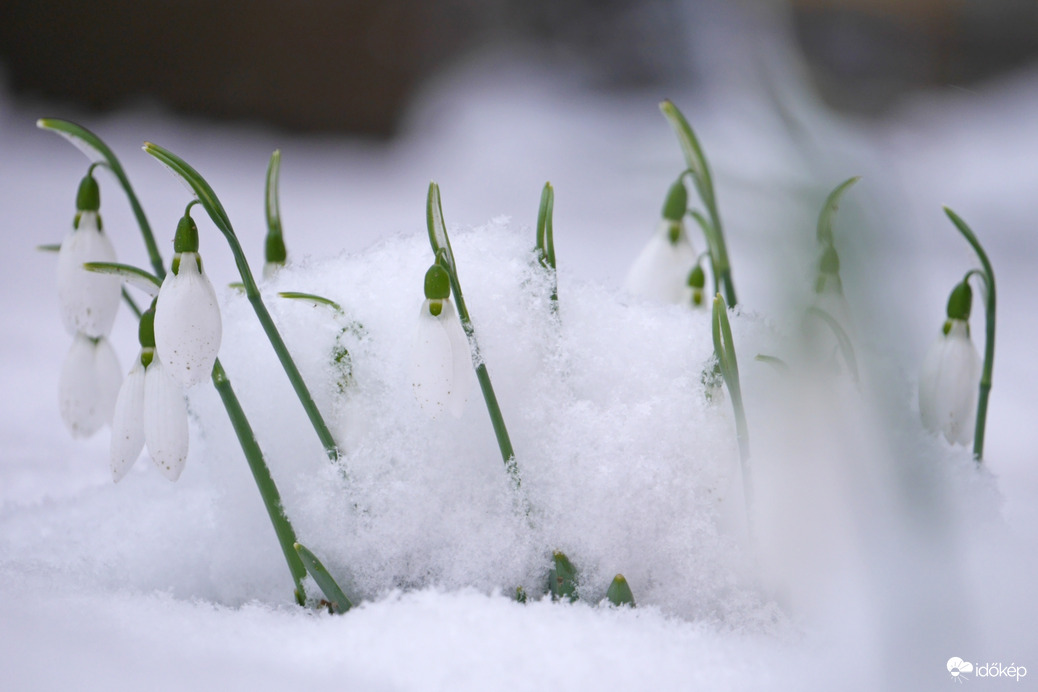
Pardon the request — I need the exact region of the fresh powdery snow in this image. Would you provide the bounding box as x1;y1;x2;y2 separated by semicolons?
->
3;54;1038;692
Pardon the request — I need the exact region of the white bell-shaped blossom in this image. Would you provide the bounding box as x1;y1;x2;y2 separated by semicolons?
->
110;352;190;482
623;220;697;304
58;332;122;438
918;319;980;445
56;210;120;337
154;252;222;388
410;299;472;418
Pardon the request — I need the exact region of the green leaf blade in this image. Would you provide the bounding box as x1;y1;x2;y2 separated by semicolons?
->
294;542;353;614
816;176;860;246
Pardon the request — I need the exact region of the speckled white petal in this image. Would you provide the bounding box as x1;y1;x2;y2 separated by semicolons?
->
56;212;121;337
153;252;222;388
622;221;697;304
919;320;981;445
58;333;121;438
110;357;146;483
411;300;470;419
143;356;189;481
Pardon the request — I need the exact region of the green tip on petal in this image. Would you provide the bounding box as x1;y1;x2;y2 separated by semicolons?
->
661;178;688;222
946;280;973;321
424;264;451;300
606;574;635;607
76;173;100;212
173;213;199;254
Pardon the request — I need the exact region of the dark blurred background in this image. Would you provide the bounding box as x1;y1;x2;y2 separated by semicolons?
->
1;0;1036;136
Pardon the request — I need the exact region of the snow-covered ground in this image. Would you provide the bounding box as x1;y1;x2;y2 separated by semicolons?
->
2;47;1037;691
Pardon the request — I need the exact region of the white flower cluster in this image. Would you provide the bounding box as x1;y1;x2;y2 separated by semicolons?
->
57;194;222;482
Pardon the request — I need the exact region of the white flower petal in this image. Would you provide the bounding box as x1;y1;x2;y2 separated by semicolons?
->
153;252;222;388
56;212;121;337
110;357;147;482
919;320;980;445
623;221;697;304
144;356;189;481
58;333;121;437
411;300;471;419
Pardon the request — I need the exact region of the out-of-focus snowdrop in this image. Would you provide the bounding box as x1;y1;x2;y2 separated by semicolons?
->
410;264;472;418
58;331;122;437
919;280;981;445
57;172;120;337
623;179;699;304
154;211;222;388
111;303;190;482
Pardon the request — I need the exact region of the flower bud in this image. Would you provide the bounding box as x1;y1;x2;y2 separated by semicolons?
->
623;220;697;304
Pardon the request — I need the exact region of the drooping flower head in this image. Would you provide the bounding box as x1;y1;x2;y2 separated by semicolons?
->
57;172;121;337
411;264;472;418
623;178;698;304
919;280;981;445
111;302;189;482
153;211;222;388
58;331;122;438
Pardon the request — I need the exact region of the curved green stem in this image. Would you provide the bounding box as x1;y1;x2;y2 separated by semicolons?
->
143;142;340;461
212;359;308;605
805;306;859;384
535;182;558;308
944;208;996;462
37;119;166;280
660;101;737;306
426;183;519;488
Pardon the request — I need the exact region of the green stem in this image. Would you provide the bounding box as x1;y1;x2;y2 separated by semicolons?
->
121;287;143;319
37;119;166;280
212;359;308;604
944;208;996;462
426;183;520;488
712;294;751;509
805;306;859;384
143;142;340;461
536;182;558;307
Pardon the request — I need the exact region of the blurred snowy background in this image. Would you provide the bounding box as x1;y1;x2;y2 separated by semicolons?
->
2;1;1037;690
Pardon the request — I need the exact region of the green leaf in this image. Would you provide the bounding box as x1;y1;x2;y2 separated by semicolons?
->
294;542;353;614
426;182;453;268
536;182;556;271
143;142;234;239
37;243;62;253
605;574;635;607
754;354;789;371
712;294;750;464
278;291;342;312
548;551;578;602
83;261;162;296
816;176;860;246
658;100;714;209
38;119;165;279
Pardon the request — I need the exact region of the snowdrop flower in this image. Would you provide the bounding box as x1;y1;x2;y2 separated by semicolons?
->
410;264;472;418
111;305;190;482
919;281;981;445
58;331;122;438
56;173;120;337
153;212;222;388
623;179;697;303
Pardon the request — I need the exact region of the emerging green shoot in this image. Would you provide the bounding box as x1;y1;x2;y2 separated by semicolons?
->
548;551;578;602
606;574;635;607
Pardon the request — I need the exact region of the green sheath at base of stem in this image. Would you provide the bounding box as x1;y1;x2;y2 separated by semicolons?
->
212;359;307;604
